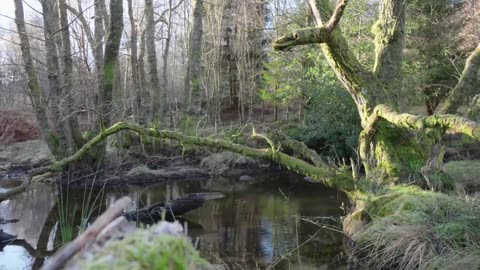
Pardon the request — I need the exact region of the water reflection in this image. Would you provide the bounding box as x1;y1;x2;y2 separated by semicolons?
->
0;173;348;269
0;183;57;269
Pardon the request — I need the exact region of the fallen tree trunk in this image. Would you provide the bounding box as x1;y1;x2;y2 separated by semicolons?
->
123;192;225;224
35;122;355;193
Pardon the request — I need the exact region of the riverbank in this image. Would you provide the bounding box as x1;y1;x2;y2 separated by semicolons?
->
344;182;480;269
1;139;479;269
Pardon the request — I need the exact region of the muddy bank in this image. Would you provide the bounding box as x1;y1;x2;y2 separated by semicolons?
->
0;140;278;190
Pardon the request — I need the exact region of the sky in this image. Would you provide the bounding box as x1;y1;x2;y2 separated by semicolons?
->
0;0;42;32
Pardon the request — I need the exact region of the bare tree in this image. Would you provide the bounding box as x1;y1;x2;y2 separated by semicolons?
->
185;0;204;112
145;0;163;124
14;0;60;157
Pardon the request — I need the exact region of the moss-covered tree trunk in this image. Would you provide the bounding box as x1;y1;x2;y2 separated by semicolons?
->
94;0;124;160
14;0;61;158
274;0;480;181
145;0;163;124
185;0;205;113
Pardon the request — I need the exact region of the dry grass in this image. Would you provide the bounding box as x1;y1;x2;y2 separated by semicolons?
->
355;185;480;270
0;109;40;144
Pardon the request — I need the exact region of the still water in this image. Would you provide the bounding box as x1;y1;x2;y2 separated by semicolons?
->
0;172;349;269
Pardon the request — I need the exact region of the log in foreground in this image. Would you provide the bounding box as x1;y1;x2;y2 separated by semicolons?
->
46;122;355;193
41;197;132;270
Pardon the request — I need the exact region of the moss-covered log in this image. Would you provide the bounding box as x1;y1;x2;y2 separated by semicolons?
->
44;122;355;193
270;131;326;167
372;105;480;140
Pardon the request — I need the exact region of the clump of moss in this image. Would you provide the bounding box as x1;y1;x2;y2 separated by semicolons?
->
374;123;436;182
354;185;480;270
72;224;209;270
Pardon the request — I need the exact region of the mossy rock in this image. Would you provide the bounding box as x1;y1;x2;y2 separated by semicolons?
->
69;223;210;270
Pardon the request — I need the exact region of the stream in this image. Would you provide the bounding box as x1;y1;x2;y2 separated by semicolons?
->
0;171;349;269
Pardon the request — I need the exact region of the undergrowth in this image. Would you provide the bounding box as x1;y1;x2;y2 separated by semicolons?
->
354;185;480;270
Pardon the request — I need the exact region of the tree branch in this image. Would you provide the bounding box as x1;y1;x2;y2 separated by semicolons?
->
371;104;480;140
325;0;348;32
439;44;480;114
273;0;348;50
41;197;132;270
66;3;95;59
272;26;330;51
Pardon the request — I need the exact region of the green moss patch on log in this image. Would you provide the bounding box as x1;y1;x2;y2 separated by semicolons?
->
70;224;209;270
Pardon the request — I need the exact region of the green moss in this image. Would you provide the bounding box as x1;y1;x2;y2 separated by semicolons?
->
355;185;480;269
374;121;436;181
73;224;209;270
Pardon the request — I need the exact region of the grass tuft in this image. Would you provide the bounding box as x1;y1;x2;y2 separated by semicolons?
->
354;185;480;270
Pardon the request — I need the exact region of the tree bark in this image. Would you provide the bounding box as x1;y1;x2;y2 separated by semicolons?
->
185;0;205;112
41;0;68;158
138;30;150;125
439;44;480;114
162;0;174;127
145;0;163;124
93;0;106;134
127;0;142;124
95;0;123;159
14;0;59;157
58;0;84;152
372;0;405;108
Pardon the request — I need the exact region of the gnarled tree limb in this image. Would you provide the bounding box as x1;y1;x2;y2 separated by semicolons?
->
325;0;348;32
439;44;480;114
369;104;480;140
273;27;331;51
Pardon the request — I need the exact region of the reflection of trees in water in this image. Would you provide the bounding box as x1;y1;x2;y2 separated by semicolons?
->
0;183;56;247
0;183;58;269
0;177;346;269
